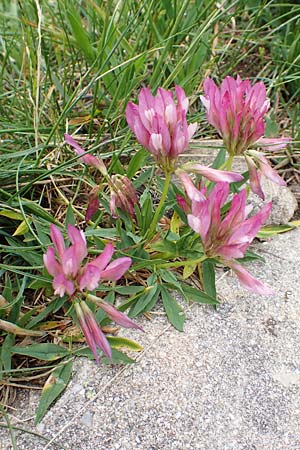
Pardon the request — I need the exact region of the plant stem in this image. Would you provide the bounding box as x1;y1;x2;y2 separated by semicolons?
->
157;254;207;269
147;170;172;239
225;154;234;171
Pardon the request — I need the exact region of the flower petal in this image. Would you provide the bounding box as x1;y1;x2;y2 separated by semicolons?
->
53;274;75;297
67;224;88;263
75;302;100;366
100;257;132;281
89;243;115;272
81;302;112;360
50;224;65;259
245;155;265;200
43;247;61;277
99;302;144;331
229;262;274;295
64;134;107;174
256;155;286;186
183;163;243;183
61;246;80;278
79;264;101;291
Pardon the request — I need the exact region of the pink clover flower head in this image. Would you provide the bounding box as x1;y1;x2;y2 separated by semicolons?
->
178;174;273;295
109;175;139;218
126;85;197;170
75;301;112;366
200;75;270;155
43;225;132;297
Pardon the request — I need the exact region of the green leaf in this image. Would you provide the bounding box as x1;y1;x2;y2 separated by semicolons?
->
257;221;300;238
264;116;279;137
141;194;154;234
27;297;66;328
7;276;26;323
32;218;51;246
158;269;179;286
161;286;185;331
13;220;29;236
1;334;15;371
12;343;69;361
114;286;145;295
237;250;265;263
129;285;160;317
67;7;95;61
202;259;217;300
103;348;135;365
0;319;44;336
74;344;136;364
183;262;197;280
85;228;117;239
127;148;149;179
107;336;143;352
0;210;23;220
35;360;73;424
212;148;226;169
181;284;219;305
65;203;76;226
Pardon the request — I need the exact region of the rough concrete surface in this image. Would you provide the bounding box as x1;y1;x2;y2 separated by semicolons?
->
1;229;300;450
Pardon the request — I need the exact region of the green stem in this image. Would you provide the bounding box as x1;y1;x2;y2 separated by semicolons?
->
225;154;234;171
147;171;172;239
157;254;207;269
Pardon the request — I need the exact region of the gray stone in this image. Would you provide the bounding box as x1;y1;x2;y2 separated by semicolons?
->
80;411;94;428
248;177;298;225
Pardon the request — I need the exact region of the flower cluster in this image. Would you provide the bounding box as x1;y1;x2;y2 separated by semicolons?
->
44;224;143;365
125;85;197;171
109;174;139;218
75;299;143;366
65;134;139;220
200;76;290;198
44;224;131;297
200;75;270;155
178;172;273;295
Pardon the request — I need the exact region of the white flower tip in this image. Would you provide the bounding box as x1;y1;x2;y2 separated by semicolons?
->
200;95;210;110
150;133;163;152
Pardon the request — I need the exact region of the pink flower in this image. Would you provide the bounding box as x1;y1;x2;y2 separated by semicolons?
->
75;301;112;366
65;134;108;176
178;164;243;184
75;298;143;366
85;186;100;222
109;175;139;218
126;86;197;170
256;137;292;151
94;299;144;332
43;224;132;297
228;262;274;296
200;75;270;155
200;76;290;198
178;174;273;295
245;150;286;200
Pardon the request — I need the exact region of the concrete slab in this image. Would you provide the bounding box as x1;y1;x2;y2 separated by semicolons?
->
1;229;300;450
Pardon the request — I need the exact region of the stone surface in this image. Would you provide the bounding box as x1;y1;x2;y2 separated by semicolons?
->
248;177;298;225
1;229;300;450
